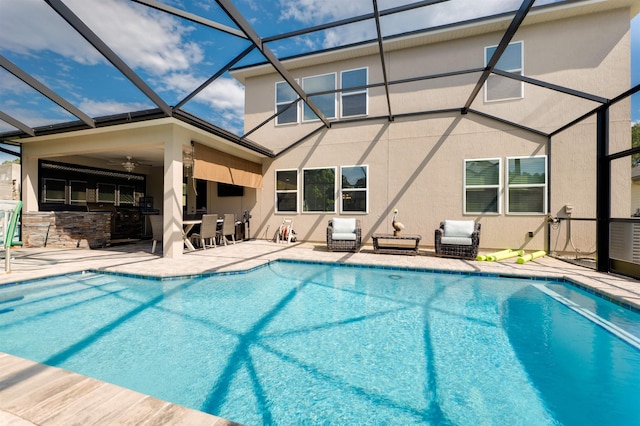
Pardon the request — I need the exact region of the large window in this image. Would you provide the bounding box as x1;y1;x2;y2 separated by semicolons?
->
119;185;135;205
276;169;298;213
464;158;501;214
70;180;87;205
303;167;336;213
506;156;547;214
302;73;336;121
485;41;523;102
341;68;367;117
43;178;66;203
97;183;116;203
341;165;368;213
275;81;298;125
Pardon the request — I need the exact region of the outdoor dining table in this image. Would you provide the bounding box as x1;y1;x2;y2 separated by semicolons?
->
182;219;201;251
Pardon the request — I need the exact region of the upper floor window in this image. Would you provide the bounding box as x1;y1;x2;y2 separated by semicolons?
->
302;167;336;213
506;156;547;214
464;158;501;214
341;68;367;117
302;73;336;121
275;169;298;213
485;41;523;102
275;81;298;125
340;165;368;213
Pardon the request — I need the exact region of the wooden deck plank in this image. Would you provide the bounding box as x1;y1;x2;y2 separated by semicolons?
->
0;353;235;425
2;372;86;414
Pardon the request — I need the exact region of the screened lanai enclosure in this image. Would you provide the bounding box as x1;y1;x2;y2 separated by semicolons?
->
0;0;639;278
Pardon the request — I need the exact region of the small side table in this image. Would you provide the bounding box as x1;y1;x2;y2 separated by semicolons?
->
372;233;422;255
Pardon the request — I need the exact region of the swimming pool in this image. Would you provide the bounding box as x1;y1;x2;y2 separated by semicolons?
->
0;260;639;425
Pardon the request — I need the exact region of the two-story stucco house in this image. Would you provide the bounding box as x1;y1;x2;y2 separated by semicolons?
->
9;0;639;274
230;0;636;253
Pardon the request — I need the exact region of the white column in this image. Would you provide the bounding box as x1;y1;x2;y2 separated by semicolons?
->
20;148;38;212
162;135;184;258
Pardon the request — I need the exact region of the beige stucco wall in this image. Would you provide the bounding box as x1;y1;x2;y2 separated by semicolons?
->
241;6;632;253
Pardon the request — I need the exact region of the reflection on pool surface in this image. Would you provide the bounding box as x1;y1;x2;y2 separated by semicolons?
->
1;260;639;425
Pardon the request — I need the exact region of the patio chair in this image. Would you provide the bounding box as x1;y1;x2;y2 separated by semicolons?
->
434;220;481;260
217;213;236;245
326;218;361;252
149;215;163;254
0;200;23;273
191;214;218;249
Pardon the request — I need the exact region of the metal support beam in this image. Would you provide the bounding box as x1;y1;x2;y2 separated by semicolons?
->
468;108;549;137
596;108;610;273
263;0;450;43
0;54;95;129
0;110;35;137
45;0;172;117
175;45;255;109
372;0;393;121
462;0;535;113
491;69;609;104
131;0;247;39
215;0;330;127
242;99;300;139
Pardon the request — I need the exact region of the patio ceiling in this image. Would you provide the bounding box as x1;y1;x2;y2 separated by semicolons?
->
0;0;639;161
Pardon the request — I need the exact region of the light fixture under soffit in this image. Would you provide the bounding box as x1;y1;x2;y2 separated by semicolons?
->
122;156;136;173
183;151;193;170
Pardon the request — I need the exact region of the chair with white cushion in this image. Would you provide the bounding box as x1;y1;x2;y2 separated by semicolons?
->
434;220;481;260
326;218;362;252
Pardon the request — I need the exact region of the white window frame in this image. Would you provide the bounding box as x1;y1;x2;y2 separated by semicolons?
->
43;178;66;204
69;180;87;205
302;72;337;122
463;158;502;215
302;166;337;213
118;184;135;206
97;183;116;204
275;80;299;126
484;40;524;102
275;169;299;214
340;67;368;118
340;165;369;214
506;155;547;215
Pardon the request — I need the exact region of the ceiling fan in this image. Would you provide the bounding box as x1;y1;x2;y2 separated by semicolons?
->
109;156;152;172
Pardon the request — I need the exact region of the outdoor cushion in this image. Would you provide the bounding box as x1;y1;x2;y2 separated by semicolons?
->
331;218;356;234
444;220;475;238
332;232;357;241
441;236;472;246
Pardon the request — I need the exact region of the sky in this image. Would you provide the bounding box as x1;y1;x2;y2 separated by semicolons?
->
0;0;639;165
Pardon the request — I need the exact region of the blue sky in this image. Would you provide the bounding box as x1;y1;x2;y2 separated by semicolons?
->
0;0;639;165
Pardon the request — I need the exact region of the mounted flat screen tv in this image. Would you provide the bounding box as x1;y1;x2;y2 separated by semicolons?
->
218;182;244;197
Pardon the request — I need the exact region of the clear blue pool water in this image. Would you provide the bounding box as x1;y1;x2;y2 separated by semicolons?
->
1;261;639;425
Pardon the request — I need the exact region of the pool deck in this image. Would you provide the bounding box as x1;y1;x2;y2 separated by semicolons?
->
1;239;639;425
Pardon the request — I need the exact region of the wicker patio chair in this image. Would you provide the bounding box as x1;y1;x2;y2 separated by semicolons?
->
327;218;362;252
434;220;481;260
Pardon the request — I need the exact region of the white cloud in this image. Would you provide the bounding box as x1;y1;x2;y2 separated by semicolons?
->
0;0;203;75
78;99;152;117
278;0;562;49
163;72;244;116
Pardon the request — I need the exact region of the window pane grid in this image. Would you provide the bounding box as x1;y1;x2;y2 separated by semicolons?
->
276;169;298;213
303;168;336;212
464;158;501;214
506;156;547;214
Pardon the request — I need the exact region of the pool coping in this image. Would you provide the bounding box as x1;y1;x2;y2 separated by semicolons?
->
3;257;639;314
